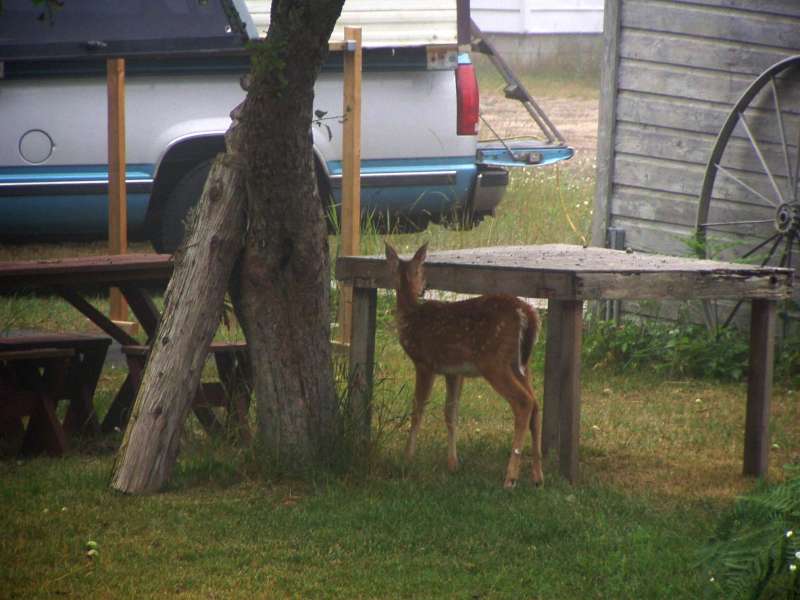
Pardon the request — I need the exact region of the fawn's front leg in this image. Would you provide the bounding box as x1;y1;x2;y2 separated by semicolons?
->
405;365;434;463
444;374;463;472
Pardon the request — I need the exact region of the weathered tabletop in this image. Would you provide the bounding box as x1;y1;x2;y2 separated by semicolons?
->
336;244;794;484
0;253;173;346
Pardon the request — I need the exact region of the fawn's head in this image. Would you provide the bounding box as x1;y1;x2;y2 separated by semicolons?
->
385;242;428;300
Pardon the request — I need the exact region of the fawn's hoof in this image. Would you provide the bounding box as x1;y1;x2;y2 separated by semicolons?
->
503;478;517;490
532;472;544;487
447;457;461;473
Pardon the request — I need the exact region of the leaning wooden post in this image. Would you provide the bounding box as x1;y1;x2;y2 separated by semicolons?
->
107;58;129;325
338;26;362;345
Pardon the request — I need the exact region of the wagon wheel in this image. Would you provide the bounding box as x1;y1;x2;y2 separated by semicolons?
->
695;55;800;330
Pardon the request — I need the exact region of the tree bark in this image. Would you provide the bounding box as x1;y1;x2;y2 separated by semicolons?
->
233;1;345;469
110;146;246;494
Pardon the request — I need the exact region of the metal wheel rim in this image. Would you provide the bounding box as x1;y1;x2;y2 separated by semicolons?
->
695;55;800;329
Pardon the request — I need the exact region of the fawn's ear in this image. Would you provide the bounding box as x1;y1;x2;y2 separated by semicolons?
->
385;241;400;270
412;242;428;265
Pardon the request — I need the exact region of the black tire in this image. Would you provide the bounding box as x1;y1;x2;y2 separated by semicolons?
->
159;160;213;254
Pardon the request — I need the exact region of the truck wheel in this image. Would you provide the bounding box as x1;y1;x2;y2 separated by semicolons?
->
159;160;212;254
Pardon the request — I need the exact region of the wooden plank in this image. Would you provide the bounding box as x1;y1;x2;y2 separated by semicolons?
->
619;28;798;77
590;0;621;247
348;286;377;453
743;298;776;477
557;299;583;484
673;0;800;20
107;58;128;323
618;59;800;111
611;185;699;228
608;217;701;256
0;348;74;361
576;270;791;301
337;260;577;299
622;1;800;49
118;284;161;340
56;287;139;347
616;91;800;142
0;253;172;290
612;154;794;208
338;26;363;346
611;184;786;250
614;122;798;178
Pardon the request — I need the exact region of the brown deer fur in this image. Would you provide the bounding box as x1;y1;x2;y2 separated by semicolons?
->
385;242;543;488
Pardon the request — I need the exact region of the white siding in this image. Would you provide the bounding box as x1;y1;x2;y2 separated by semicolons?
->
245;0;457;48
472;0;604;35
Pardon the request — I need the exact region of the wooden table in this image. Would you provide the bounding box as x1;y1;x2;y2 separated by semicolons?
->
0;254;174;431
0;253;173;346
336;244;794;483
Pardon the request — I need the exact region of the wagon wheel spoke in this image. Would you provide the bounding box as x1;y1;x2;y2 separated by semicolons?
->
698;218;774;229
715;164;778;208
771;77;795;199
721;234;786;328
738;111;787;207
741;232;782;260
794;120;800;202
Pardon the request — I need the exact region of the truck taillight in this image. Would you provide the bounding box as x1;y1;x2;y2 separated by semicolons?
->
456;62;479;136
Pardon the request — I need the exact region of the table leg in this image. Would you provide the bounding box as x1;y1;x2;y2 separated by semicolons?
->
542;300;563;456
63;344;109;436
57;287;139;346
21;357;69;456
101;355;145;433
743;299;776;477
119;284;162;341
557;300;583;484
348;286;377;450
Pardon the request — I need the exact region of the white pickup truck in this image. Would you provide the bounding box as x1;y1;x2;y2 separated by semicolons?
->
0;0;573;252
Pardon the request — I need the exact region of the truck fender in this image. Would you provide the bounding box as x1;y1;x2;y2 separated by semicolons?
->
146;132;333;249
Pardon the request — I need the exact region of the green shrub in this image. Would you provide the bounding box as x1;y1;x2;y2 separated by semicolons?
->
582;315;799;385
700;468;800;600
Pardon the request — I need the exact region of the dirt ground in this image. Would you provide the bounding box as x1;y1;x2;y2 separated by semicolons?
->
481;91;599;168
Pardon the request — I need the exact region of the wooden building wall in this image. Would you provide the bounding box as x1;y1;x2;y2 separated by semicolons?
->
592;0;800;256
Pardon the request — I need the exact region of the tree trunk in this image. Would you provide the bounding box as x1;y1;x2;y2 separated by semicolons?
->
110;149;246;494
233;2;345;469
110;1;346;492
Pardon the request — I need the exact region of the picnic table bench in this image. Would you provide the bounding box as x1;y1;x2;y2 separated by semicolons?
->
336;244;794;483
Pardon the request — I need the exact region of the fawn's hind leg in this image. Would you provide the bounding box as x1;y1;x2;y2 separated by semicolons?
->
405;365;435;463
480;365;535;489
520;367;544;486
444;374;463;472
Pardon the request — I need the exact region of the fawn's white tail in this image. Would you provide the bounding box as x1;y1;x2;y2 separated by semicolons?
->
385;242;543;488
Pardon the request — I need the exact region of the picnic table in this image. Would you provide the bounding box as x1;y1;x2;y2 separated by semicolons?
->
0;253;251;441
336;244;794;483
0;254;170;439
0;253;173;346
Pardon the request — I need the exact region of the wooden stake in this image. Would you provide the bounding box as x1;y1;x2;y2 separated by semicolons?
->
107;58;129;324
338;27;362;345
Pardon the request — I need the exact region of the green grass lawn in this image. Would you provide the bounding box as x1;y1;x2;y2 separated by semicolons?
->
1;75;798;597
